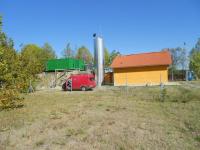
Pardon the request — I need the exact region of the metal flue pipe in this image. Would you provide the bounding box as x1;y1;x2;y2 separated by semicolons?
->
93;34;104;86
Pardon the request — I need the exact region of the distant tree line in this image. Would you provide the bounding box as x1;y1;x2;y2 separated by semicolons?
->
169;38;200;80
62;42;120;67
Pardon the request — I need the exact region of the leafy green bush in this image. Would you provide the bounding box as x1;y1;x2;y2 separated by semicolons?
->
0;89;24;110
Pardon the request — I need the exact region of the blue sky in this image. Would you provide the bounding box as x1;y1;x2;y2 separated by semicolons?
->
0;0;200;57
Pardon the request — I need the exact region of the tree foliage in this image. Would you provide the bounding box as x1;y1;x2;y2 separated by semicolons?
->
0;42;56;109
104;48;110;67
189;38;200;78
62;43;74;58
169;47;187;81
0;16;2;32
189;51;200;79
42;43;56;60
190;38;200;56
109;50;120;65
76;46;93;64
169;47;187;70
0;17;25;108
21;43;56;75
21;44;44;75
0;46;23;88
0;19;23;90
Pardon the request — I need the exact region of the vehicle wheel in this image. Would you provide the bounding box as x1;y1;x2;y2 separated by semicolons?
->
81;86;86;91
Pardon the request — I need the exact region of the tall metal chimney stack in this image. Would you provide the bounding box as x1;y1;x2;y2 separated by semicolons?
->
93;34;104;87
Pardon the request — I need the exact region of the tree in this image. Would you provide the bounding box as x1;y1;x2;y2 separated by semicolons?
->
0;17;28;90
0;41;25;108
0;23;25;108
169;47;187;80
104;48;110;67
189;38;200;79
0;17;21;89
0;46;8;87
41;43;56;67
0;17;13;49
170;47;187;70
42;43;56;59
109;50;120;65
76;46;93;64
0;16;25;108
21;44;44;75
190;38;200;56
63;43;74;58
0;15;2;32
21;43;56;74
190;51;200;79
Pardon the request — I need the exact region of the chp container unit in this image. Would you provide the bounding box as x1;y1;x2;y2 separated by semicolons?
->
94;35;104;86
46;58;85;71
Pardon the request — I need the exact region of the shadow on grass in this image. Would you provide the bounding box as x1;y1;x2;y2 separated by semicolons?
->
0;104;24;112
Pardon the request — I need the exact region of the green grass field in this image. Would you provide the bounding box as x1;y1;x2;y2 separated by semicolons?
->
0;84;200;150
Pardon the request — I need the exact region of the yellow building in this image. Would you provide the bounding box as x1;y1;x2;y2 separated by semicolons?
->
110;50;172;86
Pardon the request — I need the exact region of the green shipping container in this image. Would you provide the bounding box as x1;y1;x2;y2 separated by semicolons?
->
46;58;85;71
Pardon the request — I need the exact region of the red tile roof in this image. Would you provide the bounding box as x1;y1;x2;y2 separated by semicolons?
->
110;50;172;68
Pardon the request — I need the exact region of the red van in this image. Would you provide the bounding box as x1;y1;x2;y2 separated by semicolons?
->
62;74;96;91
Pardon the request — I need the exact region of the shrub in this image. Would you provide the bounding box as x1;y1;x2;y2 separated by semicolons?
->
0;89;24;110
158;86;168;102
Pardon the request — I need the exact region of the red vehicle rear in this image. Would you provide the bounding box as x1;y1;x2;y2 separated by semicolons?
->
62;74;96;91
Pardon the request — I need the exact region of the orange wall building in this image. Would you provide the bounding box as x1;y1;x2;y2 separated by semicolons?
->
110;50;172;86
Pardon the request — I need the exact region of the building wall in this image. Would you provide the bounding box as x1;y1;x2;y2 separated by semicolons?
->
113;65;169;86
103;72;113;84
